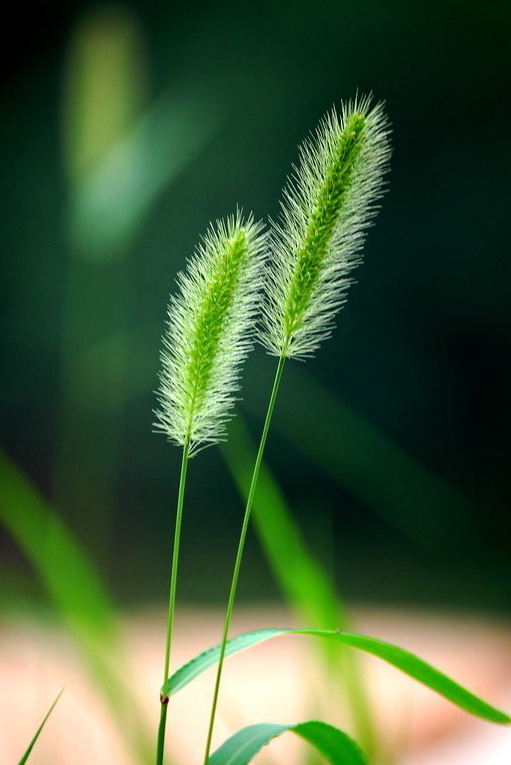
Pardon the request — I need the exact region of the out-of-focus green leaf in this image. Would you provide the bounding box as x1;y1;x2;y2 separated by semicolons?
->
63;6;147;182
243;360;472;547
0;451;117;646
223;418;346;628
0;451;152;763
66;87;222;260
207;720;367;765
166;627;511;725
63;6;221;261
223;417;378;759
17;689;63;765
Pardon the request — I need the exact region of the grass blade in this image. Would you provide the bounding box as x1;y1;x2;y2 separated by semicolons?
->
222;416;378;759
17;689;63;765
207;720;367;765
0;452;118;646
244;362;472;547
166;627;511;725
0;450;152;762
223;417;345;627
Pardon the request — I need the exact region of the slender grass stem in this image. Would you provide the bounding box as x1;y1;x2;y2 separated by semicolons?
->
203;355;286;764
155;704;169;765
156;435;191;765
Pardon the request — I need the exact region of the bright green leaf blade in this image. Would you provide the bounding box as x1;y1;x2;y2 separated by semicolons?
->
168;628;282;694
207;720;367;765
17;689;63;765
338;631;511;724
223;416;379;759
167;628;511;725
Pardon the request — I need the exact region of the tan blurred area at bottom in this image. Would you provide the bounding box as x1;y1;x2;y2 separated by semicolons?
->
1;607;510;765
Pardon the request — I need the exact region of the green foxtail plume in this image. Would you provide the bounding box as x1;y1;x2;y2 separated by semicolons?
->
154;212;265;765
261;96;391;359
202;98;391;763
154;213;266;455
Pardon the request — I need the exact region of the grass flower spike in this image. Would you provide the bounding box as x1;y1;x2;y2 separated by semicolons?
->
261;96;391;359
155;213;265;455
203;96;391;763
154;212;264;765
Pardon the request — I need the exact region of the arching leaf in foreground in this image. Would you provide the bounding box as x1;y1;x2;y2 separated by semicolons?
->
165;628;511;725
207;720;367;765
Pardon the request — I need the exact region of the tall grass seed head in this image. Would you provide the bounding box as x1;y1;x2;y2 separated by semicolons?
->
261;95;391;359
154;213;266;455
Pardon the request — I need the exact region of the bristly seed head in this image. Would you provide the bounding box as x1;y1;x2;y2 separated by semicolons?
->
260;95;391;359
154;213;266;455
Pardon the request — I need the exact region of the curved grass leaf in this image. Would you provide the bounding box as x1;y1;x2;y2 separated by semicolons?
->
0;451;152;763
223;417;347;628
0;451;118;645
166;628;511;725
285;366;470;544
242;359;472;549
223;417;378;758
207;720;366;765
17;689;63;765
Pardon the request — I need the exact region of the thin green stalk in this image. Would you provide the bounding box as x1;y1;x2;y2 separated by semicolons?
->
156;436;191;765
155;704;169;765
203;355;286;764
17;689;64;765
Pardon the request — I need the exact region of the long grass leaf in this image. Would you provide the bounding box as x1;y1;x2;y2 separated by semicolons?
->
243;360;471;547
223;418;345;627
0;452;117;644
17;689;63;765
222;417;379;759
208;720;367;765
166;627;511;725
0;451;152;762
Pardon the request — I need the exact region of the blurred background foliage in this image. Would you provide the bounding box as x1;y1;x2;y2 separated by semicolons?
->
1;0;510;616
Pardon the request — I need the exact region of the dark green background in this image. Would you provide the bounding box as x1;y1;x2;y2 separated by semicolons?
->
1;0;510;610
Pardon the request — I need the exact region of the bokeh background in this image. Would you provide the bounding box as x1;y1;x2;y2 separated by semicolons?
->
1;1;510;763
